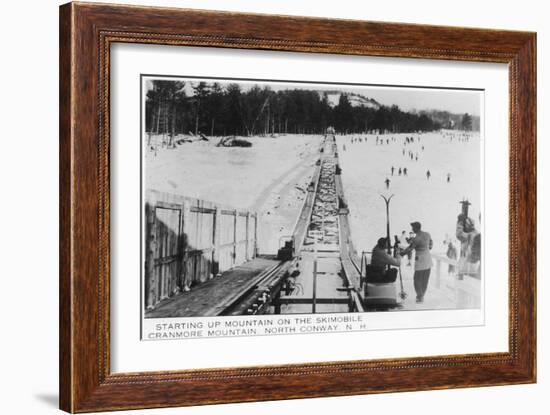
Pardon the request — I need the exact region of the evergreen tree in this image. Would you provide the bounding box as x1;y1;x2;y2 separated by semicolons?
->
192;82;210;135
461;113;473;131
145;80;459;138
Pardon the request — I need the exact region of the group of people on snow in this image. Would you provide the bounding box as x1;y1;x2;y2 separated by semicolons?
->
384;169;451;188
370;221;433;303
368;211;481;304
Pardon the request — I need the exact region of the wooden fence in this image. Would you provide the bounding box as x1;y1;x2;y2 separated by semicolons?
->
144;190;258;309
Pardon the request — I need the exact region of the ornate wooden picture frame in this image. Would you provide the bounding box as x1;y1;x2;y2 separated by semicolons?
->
59;2;536;412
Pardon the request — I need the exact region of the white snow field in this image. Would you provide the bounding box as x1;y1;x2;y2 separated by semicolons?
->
336;131;482;309
145;134;323;254
145;130;481;310
336;131;481;255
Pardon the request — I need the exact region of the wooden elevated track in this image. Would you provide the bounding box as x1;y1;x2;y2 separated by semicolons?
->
144;134;367;318
272;134;365;314
145;134;480;318
145;256;294;318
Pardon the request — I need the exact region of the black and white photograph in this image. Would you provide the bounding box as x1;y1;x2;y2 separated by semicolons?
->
141;76;483;325
2;0;543;413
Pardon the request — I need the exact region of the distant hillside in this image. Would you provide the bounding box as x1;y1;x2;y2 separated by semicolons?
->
319;91;382;109
319;91;480;131
418;109;481;131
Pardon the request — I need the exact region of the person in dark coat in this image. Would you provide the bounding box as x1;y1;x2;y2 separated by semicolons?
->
369;237;401;284
371;237;401;268
456;214;481;279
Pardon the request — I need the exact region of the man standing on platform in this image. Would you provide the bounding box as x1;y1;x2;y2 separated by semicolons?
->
400;221;433;303
456;213;481;280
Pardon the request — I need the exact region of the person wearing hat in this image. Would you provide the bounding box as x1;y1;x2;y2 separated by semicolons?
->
368;237;401;284
400;221;433;303
371;237;401;269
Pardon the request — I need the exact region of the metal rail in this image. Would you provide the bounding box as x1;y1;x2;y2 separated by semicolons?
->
221;260;294;316
220;135;367;315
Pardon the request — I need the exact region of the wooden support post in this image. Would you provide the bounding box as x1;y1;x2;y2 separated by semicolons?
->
158;209;165;300
313;241;318;314
254;214;258;257
212;206;221;277
274;291;281;315
177;203;185;292
182;198;191;290
233;209;237;266
435;258;441;289
245;212;250;261
145;202;157;309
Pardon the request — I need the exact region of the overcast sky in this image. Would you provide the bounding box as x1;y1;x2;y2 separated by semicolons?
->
145;77;482;116
354;86;481;116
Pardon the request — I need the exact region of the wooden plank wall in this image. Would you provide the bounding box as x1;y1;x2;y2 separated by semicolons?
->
145;190;258;309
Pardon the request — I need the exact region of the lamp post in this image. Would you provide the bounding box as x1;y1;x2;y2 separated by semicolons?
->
380;194;394;255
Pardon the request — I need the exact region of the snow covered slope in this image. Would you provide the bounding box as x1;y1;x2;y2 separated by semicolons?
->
145;134;323;254
336;131;482;256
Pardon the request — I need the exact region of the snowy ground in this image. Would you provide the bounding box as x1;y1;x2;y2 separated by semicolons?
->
145;130;481;309
336;131;482;256
145;134;323;254
336;131;482;308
